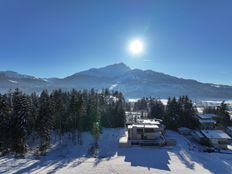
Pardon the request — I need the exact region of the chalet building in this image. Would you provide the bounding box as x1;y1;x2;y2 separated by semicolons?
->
196;114;217;130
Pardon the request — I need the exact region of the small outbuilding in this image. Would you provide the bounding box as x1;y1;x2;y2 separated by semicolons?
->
196;114;217;130
201;130;232;149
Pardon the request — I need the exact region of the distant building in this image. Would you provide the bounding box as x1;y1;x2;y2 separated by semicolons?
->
196;114;217;130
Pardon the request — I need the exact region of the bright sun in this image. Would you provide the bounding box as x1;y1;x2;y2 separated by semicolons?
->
129;39;144;55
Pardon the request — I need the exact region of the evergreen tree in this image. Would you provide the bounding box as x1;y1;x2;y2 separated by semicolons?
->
51;89;66;143
36;90;54;155
164;97;181;130
0;94;12;152
216;101;232;127
11;89;31;155
178;96;199;129
149;99;165;120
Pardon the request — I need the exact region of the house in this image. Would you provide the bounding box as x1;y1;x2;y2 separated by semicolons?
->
226;126;232;137
196;114;217;129
201;130;232;149
119;119;166;147
193;130;232;149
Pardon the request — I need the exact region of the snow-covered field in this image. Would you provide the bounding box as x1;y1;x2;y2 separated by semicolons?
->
1;129;232;174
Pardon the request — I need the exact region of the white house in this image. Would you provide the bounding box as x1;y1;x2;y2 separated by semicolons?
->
119;119;166;147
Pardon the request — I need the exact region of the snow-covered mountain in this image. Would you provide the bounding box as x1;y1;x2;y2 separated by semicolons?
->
0;63;232;100
0;71;50;93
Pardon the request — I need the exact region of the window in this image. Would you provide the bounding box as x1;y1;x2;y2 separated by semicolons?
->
145;128;154;133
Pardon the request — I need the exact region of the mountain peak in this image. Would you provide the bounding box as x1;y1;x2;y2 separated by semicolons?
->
108;62;131;69
69;62;131;79
101;62;131;72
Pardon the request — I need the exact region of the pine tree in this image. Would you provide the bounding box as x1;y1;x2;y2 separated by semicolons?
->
51;89;65;143
149;99;165;120
178;96;199;129
165;97;181;130
217;101;231;127
11;89;31;155
0;94;12;152
36;90;54;155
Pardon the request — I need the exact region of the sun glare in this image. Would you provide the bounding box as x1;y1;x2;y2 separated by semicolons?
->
129;39;144;55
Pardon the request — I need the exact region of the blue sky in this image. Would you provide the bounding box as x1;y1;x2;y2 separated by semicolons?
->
0;0;232;85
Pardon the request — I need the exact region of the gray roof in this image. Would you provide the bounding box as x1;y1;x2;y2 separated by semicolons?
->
201;130;231;139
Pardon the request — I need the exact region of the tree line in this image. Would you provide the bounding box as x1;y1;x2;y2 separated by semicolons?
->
203;101;232;128
0;88;125;156
134;96;232;130
134;96;199;130
1;88;231;156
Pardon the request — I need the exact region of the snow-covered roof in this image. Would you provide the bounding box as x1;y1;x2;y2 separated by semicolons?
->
128;98;140;102
201;130;231;139
197;114;217;120
199;119;216;124
137;119;161;125
125;111;144;116
196;107;204;114
145;125;159;129
129;124;144;128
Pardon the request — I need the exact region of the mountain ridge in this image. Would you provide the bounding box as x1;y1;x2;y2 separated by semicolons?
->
0;63;232;100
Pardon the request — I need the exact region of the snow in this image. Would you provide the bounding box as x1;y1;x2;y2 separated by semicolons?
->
130;124;144;128
197;114;217;120
160;99;168;106
201;130;232;139
211;85;221;88
8;80;18;84
109;84;118;90
137;119;161;125
1;129;232;174
196;107;204;114
145;125;159;128
198;120;216;124
128;98;140;102
42;78;48;82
